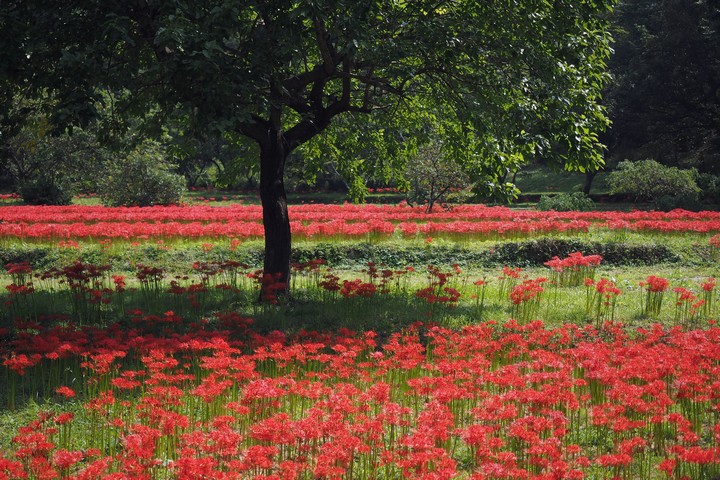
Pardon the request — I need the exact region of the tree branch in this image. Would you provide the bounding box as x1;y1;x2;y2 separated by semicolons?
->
314;19;337;75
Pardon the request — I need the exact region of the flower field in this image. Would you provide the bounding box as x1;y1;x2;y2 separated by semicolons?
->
2;203;720;479
2;204;720;241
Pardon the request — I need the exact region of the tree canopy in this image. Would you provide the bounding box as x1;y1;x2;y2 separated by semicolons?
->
605;0;720;172
1;0;615;295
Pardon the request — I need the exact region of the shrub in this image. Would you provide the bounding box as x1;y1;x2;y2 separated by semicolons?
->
607;159;700;207
697;173;720;200
487;238;679;266
404;143;473;213
18;174;73;205
99;142;186;207
536;192;594;211
655;193;702;212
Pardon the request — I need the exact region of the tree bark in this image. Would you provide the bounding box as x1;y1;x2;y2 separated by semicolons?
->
258;132;291;301
583;170;597;195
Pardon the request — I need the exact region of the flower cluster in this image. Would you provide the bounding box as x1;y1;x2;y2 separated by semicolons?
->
509;277;547;323
640;275;670;317
2;321;720;479
544;251;602;287
585;277;622;325
414;265;462;308
2;204;720;242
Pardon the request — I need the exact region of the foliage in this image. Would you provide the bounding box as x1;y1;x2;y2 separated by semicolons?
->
1;118;116;196
404;143;473;213
536;192;595;212
696;172;720;200
0;0;616;293
97;142;186;207
18;173;73;205
169;133;258;189
605;0;720;171
607;159;701;206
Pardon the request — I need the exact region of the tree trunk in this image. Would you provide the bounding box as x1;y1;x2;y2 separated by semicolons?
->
583;170;598;196
258;134;291;302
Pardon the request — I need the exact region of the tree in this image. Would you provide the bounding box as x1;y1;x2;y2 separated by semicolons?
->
605;0;720;172
405;143;473;213
1;109;118;202
607;159;701;207
1;0;614;297
98;140;187;207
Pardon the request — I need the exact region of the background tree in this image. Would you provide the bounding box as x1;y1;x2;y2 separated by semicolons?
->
98;140;187;207
404;142;473;213
169;134;258;190
1;0;614;296
607;159;701;209
1;110;117;204
605;0;720;172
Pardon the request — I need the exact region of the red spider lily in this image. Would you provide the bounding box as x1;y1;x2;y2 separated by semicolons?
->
673;287;704;326
699;277;717;318
497;266;523;301
111;275;126;292
509;277;546;324
710;233;720;249
585;277;622;324
4;261;32;278
3;203;720;243
640;275;670;317
415;265;462;309
339;279;377;298
545;251;603;287
4;310;720;478
3;353;42;375
55;386;76;398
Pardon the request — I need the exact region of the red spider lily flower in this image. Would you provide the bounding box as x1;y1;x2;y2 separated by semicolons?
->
710;233;720;248
642;275;670;293
112;275;126;292
700;277;716;291
54;412;74;425
502;266;522;279
55;386;76;398
52;448;85;471
3;353;42;375
4;261;32;275
658;458;676;476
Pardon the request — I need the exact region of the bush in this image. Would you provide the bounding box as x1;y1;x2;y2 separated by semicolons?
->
607;159;700;207
536;192;594;211
404;143;473;213
487;238;679;266
18;174;73;205
98;142;186;207
697;173;720;200
655;193;702;212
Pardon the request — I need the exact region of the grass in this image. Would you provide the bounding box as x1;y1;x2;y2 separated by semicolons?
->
0;252;716;335
513;165;611;196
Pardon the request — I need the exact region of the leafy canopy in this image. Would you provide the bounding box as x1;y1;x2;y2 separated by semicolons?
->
1;0;614;182
608;159;701;204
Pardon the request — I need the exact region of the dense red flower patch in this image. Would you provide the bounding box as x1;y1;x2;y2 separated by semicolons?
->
2;319;720;479
2;247;720;478
0;204;719;240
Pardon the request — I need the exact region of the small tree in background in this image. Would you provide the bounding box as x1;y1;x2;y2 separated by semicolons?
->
98;141;186;207
608;159;700;209
2;119;117;204
405;143;473;213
